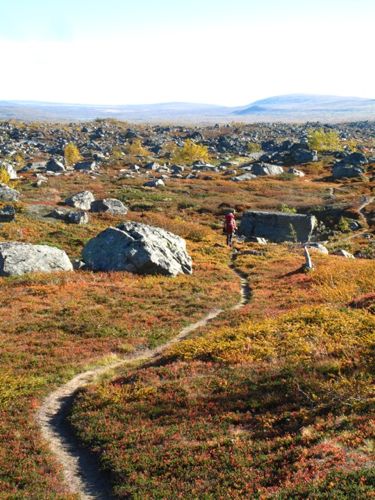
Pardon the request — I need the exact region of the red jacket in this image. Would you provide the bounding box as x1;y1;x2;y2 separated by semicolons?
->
224;213;237;234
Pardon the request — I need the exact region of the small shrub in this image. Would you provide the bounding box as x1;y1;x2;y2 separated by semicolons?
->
125;139;149;157
0;167;11;185
64;143;82;166
247;142;262;153
307;128;342;152
279;204;297;214
172;140;210;165
337;216;351;233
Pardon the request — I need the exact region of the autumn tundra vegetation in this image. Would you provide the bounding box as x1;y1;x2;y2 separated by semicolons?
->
0;119;374;498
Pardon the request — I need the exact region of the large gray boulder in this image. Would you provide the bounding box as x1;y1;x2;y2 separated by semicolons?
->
239;211;317;242
0;183;20;202
0;243;73;276
90;198;128;215
65;191;95;210
332;163;364;179
82;222;192;276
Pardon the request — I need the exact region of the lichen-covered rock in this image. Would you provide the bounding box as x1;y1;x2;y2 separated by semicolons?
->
239;211;317;242
0;242;73;276
65;191;95;210
82;221;192;276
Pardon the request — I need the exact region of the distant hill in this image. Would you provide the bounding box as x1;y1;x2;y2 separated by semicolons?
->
234;94;375;120
0;94;374;122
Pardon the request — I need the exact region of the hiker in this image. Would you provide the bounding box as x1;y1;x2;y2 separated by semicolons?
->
224;210;237;247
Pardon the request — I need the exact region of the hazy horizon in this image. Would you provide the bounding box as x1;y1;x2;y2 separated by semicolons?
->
1;0;375;106
2;92;375;108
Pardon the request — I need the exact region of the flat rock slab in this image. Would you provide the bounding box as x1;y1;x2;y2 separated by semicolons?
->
82;221;192;276
239;211;317;242
0;242;73;276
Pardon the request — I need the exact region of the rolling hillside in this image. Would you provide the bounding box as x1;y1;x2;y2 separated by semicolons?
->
0;94;374;122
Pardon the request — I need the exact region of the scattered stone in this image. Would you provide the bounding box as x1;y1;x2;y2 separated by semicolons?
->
0;242;73;276
171;165;185;174
74;160;97;171
145;162;159;170
72;259;86;270
334;249;355;259
250;163;284;176
90;199;128;215
0;183;20;201
65;211;89;225
19;161;47;173
288;167;305;177
65;191;95;210
232;173;257;182
307;242;329;254
239;211;317;242
82;221;192;276
290;148;318;164
332;163;364;179
144;179;165;188
46;158;65;172
50;208;89;224
0;205;16;222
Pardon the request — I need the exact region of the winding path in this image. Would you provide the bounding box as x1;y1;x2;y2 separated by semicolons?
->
36;253;250;499
338;195;374;244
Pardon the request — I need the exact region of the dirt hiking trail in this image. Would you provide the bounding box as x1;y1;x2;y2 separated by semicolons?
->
36;252;250;499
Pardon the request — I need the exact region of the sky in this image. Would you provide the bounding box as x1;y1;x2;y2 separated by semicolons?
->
0;0;374;105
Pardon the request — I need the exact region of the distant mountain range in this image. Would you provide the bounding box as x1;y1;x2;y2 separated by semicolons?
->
0;94;374;122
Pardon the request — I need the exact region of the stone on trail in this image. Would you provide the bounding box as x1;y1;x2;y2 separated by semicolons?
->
90;198;128;215
0;183;20;202
0;242;73;276
65;191;95;210
239;211;317;243
82;221;192;276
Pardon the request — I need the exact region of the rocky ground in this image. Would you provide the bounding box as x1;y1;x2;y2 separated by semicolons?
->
0;118;374;498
